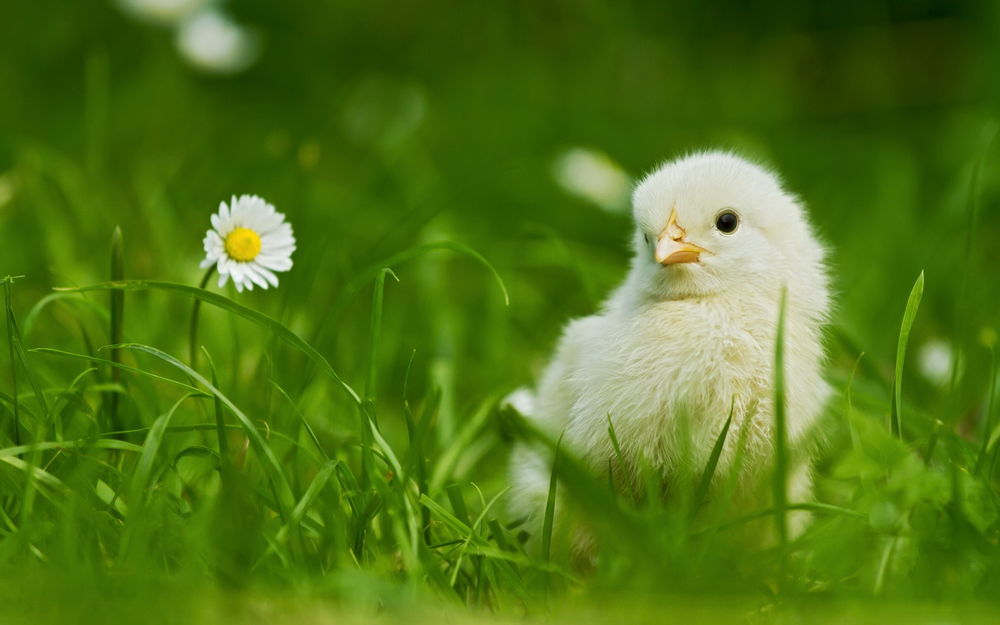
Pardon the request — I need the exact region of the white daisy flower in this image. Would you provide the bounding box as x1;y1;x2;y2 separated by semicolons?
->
200;195;295;293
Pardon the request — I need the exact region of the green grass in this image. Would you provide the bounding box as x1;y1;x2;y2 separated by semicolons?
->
2;1;1000;623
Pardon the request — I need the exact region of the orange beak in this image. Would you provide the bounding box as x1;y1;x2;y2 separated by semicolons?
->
655;206;708;265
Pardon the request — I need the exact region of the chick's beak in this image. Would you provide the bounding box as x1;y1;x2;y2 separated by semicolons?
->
655;206;707;265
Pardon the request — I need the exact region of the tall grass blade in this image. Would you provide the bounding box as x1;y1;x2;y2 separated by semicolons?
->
606;414;625;489
3;277;22;445
269;379;327;460
773;287;789;578
188;269;215;370
0;438;142;459
22;292;108;340
2;278;47;445
276;459;340;544
201;349;229;460
360;269;395;491
109;226;124;433
128;394;197;512
31;347;205;396
540;437;560;600
113;342;297;523
890;271;925;437
365;268;397;405
693;398;734;514
541;437;560;565
406;384;438;544
331;241;510;324
446;484;471;524
57;280;362;405
430;394;499;493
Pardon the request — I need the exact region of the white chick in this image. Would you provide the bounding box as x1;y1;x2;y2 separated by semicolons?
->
509;150;830;547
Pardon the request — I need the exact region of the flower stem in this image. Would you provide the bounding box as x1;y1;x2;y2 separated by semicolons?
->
189;267;216;370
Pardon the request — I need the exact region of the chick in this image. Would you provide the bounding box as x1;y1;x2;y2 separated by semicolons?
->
509;150;830;545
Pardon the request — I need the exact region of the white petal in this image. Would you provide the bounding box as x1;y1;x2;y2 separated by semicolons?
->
211;210;223;233
254;212;284;233
252;264;280;287
261;229;294;247
257;255;292;271
203;230;223;251
244;264;270;289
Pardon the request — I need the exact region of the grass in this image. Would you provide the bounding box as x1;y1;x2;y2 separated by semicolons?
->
2;1;1000;623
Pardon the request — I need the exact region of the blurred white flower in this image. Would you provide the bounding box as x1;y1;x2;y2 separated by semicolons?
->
176;9;258;74
117;0;208;25
552;148;631;213
918;338;954;387
201;195;295;293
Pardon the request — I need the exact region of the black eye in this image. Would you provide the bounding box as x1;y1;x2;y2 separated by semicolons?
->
643;233;651;245
715;210;739;234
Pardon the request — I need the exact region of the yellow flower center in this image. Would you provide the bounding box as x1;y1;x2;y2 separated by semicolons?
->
224;227;262;262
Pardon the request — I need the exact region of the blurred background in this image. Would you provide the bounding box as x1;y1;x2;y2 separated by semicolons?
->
0;0;999;448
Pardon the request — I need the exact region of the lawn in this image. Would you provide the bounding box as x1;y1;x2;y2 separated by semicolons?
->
1;1;999;623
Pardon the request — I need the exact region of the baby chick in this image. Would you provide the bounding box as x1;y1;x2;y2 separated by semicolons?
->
509;150;830;545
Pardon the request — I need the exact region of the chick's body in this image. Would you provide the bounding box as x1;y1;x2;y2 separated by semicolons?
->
510;151;830;538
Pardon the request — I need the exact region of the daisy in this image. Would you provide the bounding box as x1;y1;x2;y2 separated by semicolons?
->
201;195;296;292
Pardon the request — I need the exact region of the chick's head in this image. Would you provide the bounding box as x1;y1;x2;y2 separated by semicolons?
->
629;150;827;304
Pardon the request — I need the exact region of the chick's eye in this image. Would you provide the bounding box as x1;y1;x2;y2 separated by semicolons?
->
715;210;739;234
643;233;651;245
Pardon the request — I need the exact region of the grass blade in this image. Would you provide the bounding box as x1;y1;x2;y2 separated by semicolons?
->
108;226;124;433
606;413;625;489
365;268;397;405
31;347;206;396
890;271;925;437
4;276;49;443
276;459;341;543
360;269;396;492
330;241;510;325
128;393;198;511
55;280;362;405
429;393;499;493
773;287;789;576
693;398;734;514
114;342;297;523
4;277;22;445
540;436;561;601
188;268;215;370
541;437;560;565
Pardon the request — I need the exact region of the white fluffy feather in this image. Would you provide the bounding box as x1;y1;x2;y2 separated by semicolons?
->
509;150;831;544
